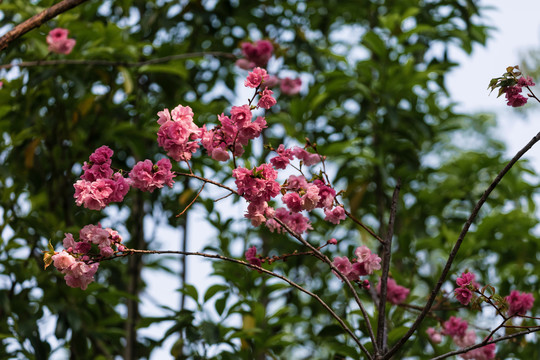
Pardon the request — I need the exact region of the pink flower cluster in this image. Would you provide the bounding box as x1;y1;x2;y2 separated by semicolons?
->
157;105;200;162
280;77;302;95
376;277;410;305
46;28;76;55
331;246;381;282
270;145;320;170
266;207;312;235
505;290;535;316
244;246;261;267
245;67;270;88
73;146;130;210
505;76;535;107
201;105;267;161
436;317;495;360
454;272;478;306
236;40;274;69
129;158;176;192
52;225;125;290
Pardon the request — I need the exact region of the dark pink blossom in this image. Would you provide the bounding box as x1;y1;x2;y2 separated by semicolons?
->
328;238;337;245
282;192;303;213
332;256;353;276
505;85;528;107
505;290;535;316
46;28;76;54
518;75;535;87
442;316;468;338
81;146;114;182
456;272;476;287
280;77;302;95
129;158;176;192
241;40;273;67
245;246;262;267
235;58;256;70
230;105;253;128
376;278;410;304
455;287;473;306
313;180;336;209
270;144;294;169
233;163;280;203
266;207;312;234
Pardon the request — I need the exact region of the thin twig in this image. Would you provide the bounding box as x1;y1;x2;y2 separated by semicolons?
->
429;326;540;360
0;51;236;70
343;208;385;244
0;0;90;51
376;179;401;354
111;248;371;359
385;130;540;359
176;182;205;217
174;172;238;195
272;217;378;353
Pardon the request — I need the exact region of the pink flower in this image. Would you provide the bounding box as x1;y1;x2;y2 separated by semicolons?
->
504;85;528;107
46;28;76;54
505;290;535;316
442;316;468;337
244;67;269;88
376;278;410;305
292;146;320;165
282;192;303;213
129;158;176;192
313;180;335;209
245;200;274;227
73;173;130;210
453;329;476;348
233;163;280;203
235;58;256;70
518;75;535;87
241;40;273;67
455;287;473;306
456;272;476;287
332;256;353;277
245;246;261;267
461;341;496;360
266;207;312;234
157;105;200;162
324;206;346;224
328;238;337;245
230;105;253;128
301;184;320;211
258;87;277;109
81;146;114;182
52;251;76;271
280;77;302;95
286;175;308;191
270;144;293;170
63;261;99;290
62;233;76;250
426;327;442;344
264;75;279;88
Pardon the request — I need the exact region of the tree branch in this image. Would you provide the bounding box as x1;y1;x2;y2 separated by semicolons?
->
376;179;401;355
0;52;236;70
0;0;90;52
113;248;371;359
385;130;540;359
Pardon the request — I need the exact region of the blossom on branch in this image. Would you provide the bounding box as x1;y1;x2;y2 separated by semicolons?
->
505;290;535;316
46;28;76;54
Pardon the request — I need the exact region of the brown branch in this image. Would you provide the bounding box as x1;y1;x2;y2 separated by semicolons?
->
429;326;540;360
176;182;205;217
174;172;238;196
0;52;236;70
384;130;540;359
111;248;370;358
343;208;385;244
376;179;401;355
0;0;90;52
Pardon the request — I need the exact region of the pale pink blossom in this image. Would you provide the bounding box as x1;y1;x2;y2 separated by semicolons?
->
233;163;280;203
324;206;346;224
62;233;76;250
63;261;99;290
52;251;76;271
282;192;303;213
426;328;442;344
301;184;320;211
230;105;253;128
314;180;335;209
280;77;302;95
270;144;293;169
292;146;320;165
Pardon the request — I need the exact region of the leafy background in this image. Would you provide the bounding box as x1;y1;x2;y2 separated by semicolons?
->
1;0;540;359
